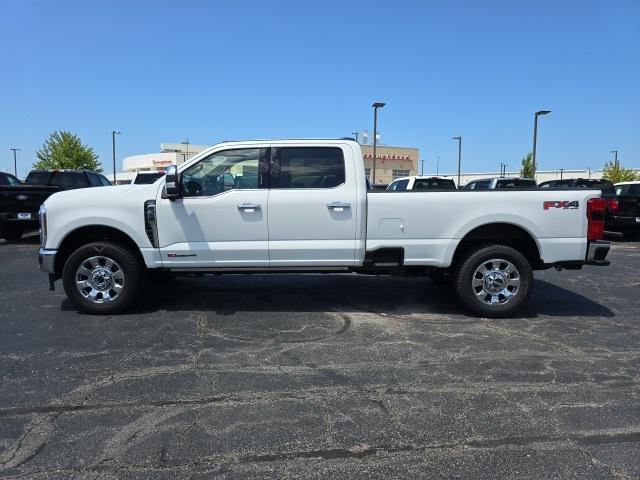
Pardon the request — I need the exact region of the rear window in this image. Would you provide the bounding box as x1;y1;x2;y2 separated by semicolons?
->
387;179;409;191
413;178;456;190
574;179;615;194
50;172;87;188
496;179;537;189
466;180;492;190
26;171;53;185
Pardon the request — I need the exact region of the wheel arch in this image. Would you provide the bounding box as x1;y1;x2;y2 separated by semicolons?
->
54;225;144;275
451;222;543;269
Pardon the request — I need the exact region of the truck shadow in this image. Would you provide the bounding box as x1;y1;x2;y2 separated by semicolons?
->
101;274;614;319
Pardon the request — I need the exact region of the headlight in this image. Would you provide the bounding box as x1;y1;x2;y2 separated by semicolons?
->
39;204;47;247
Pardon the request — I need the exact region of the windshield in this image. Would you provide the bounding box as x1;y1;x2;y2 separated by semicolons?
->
496;179;537;189
412;178;456;190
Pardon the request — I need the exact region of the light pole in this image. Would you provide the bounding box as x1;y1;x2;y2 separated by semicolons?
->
531;110;551;178
112;131;121;183
560;168;565;180
182;138;190;161
420;159;426;175
499;163;508;177
610;150;619;168
351;131;359;143
371;102;385;184
452;136;462;187
9;148;21;177
436;156;440;175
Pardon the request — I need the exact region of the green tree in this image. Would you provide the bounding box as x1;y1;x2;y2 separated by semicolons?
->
601;161;640;183
33;130;102;172
520;152;533;178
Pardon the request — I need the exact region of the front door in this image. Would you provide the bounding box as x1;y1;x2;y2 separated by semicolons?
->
155;147;270;268
267;145;358;266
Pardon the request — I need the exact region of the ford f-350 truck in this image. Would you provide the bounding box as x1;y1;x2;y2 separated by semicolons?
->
38;139;610;317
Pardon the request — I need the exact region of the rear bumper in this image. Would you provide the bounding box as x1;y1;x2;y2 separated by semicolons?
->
38;248;57;274
586;240;610;266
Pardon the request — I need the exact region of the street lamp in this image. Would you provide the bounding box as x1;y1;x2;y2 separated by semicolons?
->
112;131;121;183
531;110;551;178
610;150;619;168
9;148;21;177
452;136;462;187
351;131;359;143
182;138;190;161
371;102;385;184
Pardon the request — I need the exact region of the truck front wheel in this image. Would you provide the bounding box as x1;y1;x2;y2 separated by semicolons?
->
62;241;144;314
454;244;533;318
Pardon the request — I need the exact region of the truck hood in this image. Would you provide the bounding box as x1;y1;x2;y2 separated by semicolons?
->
43;183;159;210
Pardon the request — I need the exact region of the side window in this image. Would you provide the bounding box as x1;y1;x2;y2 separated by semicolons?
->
100;175;112;186
181;148;264;197
473;180;491;190
271;147;345;189
87;173;102;187
628;184;640;196
464;182;476;190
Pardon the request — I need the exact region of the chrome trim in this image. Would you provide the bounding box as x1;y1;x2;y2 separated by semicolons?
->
39;248;57;274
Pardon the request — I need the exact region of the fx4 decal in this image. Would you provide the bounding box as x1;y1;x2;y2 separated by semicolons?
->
543;200;579;210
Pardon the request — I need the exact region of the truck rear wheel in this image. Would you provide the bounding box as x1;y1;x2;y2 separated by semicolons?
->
62;241;144;314
453;244;533;318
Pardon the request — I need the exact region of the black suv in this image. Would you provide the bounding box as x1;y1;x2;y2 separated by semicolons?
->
0;170;111;241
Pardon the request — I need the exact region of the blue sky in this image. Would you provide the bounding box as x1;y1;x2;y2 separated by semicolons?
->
1;0;639;176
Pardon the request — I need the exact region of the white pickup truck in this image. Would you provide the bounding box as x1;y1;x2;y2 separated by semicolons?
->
38;139;610;317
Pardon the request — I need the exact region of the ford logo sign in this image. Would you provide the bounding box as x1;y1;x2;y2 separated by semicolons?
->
16;194;29;201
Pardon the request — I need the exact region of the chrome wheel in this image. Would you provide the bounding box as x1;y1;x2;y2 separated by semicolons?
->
471;258;521;306
75;256;124;304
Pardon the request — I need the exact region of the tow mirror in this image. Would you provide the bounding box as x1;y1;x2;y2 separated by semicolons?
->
165;165;180;199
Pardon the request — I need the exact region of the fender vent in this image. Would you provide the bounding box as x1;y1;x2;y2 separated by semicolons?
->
144;200;158;247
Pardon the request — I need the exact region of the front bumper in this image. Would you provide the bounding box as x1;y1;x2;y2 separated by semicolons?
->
38;248;57;274
586;240;610;266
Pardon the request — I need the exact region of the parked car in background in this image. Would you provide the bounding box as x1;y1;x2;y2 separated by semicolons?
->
387;176;457;191
0;172;22;186
463;177;537;190
0;170;111;241
610;181;640;240
539;178;618;224
133;171;166;184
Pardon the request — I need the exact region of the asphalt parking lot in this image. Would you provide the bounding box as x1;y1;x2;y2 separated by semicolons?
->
0;234;639;479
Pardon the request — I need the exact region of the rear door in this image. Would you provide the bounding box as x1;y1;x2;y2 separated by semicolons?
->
267;144;358;266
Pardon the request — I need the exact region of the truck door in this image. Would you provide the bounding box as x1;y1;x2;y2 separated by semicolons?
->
155;147;270;268
267;145;358;266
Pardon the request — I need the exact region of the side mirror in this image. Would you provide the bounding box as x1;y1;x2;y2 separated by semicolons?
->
165;165;180;199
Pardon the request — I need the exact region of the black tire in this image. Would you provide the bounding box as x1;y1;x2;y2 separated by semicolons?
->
1;225;24;242
453;244;533;318
62;241;145;314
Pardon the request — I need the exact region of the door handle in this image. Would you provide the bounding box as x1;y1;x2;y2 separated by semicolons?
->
327;201;351;211
237;203;261;212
